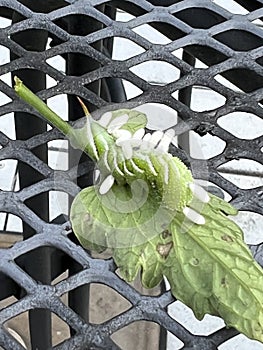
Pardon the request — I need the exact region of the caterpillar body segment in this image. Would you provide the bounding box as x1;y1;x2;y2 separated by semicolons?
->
85;110;198;214
88;117;115;159
68;115;115;162
149;153;193;211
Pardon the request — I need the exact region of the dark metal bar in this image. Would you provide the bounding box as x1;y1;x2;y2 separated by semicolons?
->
11;1;51;349
66;9;106;329
178;51;196;154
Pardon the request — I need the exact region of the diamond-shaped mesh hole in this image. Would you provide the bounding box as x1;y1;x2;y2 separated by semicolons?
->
214;73;243;92
47;94;68;122
217;159;263;189
52;312;70;347
231;211;263;245
0;231;22;249
51;269;68;287
112;37;146;60
53;14;106;36
184;44;230;64
4;313;28;349
46;55;66;74
168;300;225;336
46;75;58;89
48;139;69;171
0;91;11;107
190;86;226;112
116;9;136;23
89;283;131;324
167;331;184;350
0;295;18;311
190;131;226;160
49;191;69;222
0;274;26;307
218;333;263;350
0;8;12;28
111;321;161;350
10;29;54;52
66;53;101;75
151;21;186;41
0;213;23;235
3;310;72;348
0;113;16;140
217;112;263;140
0;45;10;65
15;246;83;284
0;159;18;191
256;56;263;67
212;0;249;15
213;30;263;51
122;80;143;100
174;7;226;29
134;103;177;130
16;161;47;187
96;3;147;17
0;73;13;89
129;61;180;85
132;23;174;44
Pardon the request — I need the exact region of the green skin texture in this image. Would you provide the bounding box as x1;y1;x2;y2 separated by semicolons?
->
14;80;263;343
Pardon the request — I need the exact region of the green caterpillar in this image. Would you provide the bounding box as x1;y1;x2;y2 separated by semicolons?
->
75;106;209;224
14;78;263;343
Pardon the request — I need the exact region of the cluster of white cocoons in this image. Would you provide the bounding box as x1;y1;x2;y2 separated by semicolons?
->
99;112;177;158
97;111;210;225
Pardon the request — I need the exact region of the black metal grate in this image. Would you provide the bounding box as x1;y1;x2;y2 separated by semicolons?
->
0;0;262;349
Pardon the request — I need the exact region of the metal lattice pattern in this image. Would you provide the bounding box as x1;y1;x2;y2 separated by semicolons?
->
0;0;262;349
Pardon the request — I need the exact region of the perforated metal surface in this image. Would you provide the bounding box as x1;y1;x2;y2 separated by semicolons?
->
0;0;262;349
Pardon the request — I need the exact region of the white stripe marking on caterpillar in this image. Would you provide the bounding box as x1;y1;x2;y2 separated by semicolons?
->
123;159;135;176
130;159;144;173
169;156;181;180
86;118;99;160
103;150;111;171
159;156;169;184
99;134;110;151
144;155;158;176
112;148;125;176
